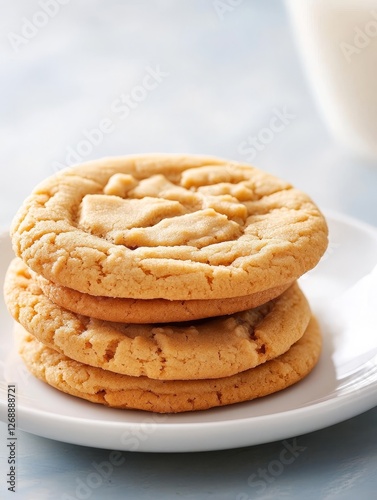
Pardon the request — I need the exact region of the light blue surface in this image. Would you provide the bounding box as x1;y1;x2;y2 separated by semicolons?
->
1;407;377;499
1;1;377;498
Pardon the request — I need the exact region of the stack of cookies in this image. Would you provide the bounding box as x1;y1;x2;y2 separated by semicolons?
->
4;154;328;413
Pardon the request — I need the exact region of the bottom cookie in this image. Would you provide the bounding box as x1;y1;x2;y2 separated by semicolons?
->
16;317;322;413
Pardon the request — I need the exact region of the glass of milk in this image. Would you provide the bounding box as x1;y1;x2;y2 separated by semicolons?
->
285;0;377;161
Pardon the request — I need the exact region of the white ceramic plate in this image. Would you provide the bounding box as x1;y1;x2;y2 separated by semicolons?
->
1;211;377;453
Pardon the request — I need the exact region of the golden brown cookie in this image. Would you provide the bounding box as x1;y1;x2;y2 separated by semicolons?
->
11;154;328;300
5;258;311;380
15;317;322;413
35;271;293;323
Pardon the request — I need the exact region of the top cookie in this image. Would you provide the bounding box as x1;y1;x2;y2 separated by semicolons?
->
11;154;328;300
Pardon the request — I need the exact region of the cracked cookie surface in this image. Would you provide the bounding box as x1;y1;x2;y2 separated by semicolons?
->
5;258;311;380
15;317;322;413
10;154;328;300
